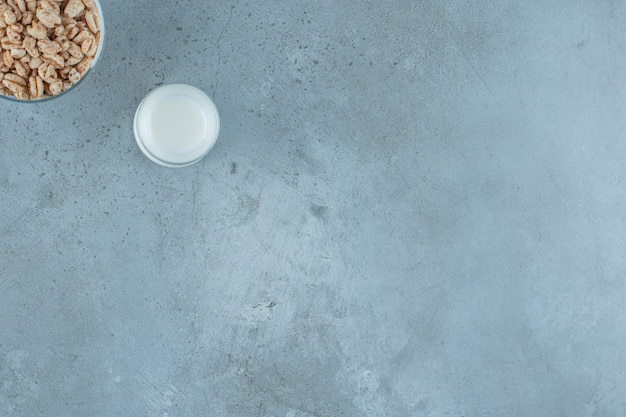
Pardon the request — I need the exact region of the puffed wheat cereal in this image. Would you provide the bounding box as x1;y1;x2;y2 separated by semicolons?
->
41;51;63;68
27;54;41;69
0;0;101;99
21;10;32;24
75;55;92;75
4;10;17;26
2;49;13;66
14;0;26;14
63;0;83;18
13;57;26;76
37;38;60;53
26;20;47;39
47;78;61;94
81;0;96;10
36;9;60;29
39;0;59;14
85;10;98;33
28;74;42;97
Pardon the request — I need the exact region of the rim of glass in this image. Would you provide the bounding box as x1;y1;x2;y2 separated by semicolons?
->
0;0;105;104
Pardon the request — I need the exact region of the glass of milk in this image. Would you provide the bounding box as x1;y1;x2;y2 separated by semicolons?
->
133;84;220;167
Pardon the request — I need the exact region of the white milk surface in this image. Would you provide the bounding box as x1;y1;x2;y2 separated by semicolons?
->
150;95;208;154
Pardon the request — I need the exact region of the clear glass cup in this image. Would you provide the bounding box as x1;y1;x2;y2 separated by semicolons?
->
134;84;221;168
0;0;105;103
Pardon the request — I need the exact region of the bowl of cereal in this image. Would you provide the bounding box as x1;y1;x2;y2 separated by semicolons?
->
0;0;104;102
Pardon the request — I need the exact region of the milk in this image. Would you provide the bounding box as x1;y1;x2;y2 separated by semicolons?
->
134;84;220;167
150;95;208;154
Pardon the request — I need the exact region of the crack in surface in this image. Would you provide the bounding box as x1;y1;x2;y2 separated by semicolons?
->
213;0;241;97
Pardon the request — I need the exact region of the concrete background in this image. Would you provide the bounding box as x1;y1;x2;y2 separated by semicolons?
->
2;0;626;416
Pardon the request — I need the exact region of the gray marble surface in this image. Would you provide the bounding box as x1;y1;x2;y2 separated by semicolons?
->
2;1;626;416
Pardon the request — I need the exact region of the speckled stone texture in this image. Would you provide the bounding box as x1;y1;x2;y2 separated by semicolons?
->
2;1;626;416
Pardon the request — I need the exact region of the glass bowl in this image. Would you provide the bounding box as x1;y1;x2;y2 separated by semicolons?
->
0;0;105;103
